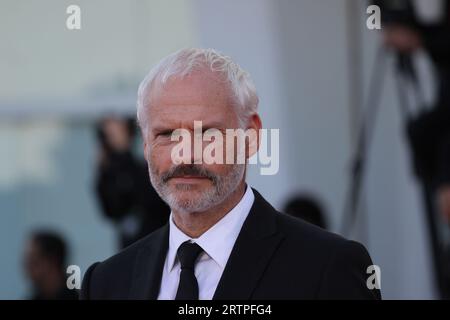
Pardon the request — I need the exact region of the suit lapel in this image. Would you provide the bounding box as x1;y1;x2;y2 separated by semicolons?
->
213;189;284;300
128;224;169;299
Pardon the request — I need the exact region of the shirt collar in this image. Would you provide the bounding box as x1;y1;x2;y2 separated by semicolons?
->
167;185;255;272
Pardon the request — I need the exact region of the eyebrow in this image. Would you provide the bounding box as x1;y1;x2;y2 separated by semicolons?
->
201;122;227;130
151;121;226;133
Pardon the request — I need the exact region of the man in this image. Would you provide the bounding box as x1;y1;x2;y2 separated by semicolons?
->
24;231;78;300
80;48;381;300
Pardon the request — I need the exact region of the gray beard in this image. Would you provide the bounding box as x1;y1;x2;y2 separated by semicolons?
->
148;164;245;214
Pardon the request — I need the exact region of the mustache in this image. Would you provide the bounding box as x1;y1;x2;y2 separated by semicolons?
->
161;165;218;183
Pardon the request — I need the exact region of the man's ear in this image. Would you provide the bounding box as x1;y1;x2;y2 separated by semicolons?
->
246;113;262;159
143;141;149;162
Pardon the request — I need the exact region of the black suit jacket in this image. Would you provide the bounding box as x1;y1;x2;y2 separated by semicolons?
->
80;189;381;300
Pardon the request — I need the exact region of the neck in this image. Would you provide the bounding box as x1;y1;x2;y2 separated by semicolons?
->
172;181;247;238
39;269;64;299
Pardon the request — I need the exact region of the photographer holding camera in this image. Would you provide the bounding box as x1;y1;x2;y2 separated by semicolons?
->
377;0;450;222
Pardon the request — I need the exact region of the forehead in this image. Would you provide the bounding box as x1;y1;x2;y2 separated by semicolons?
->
147;71;238;128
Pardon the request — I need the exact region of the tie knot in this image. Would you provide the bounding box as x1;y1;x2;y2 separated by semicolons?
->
177;241;203;270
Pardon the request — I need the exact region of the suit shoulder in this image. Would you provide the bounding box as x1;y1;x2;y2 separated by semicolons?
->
87;226;167;281
81;226;168;299
273;211;373;262
275;211;347;246
98;227;164;267
272;212;380;299
252;188;351;251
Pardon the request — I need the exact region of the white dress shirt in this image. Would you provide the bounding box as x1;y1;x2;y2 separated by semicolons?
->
157;185;255;300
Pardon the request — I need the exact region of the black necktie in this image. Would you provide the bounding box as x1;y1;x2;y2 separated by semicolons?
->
175;241;203;300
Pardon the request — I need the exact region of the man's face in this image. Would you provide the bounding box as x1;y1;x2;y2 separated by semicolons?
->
142;70;247;213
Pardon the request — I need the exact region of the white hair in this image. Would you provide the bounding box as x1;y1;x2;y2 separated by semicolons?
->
136;48;259;131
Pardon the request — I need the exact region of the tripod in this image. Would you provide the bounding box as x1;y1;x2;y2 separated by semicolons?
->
341;45;450;299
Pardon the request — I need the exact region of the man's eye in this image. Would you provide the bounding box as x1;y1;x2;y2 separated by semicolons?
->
157;131;173;137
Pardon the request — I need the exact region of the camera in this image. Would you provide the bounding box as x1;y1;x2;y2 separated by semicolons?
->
372;0;418;26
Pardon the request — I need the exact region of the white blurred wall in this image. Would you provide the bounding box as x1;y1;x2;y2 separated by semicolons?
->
0;0;197;299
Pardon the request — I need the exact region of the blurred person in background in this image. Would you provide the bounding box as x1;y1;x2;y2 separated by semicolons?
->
95;115;170;249
378;0;450;222
378;0;450;298
23;231;78;300
284;195;327;230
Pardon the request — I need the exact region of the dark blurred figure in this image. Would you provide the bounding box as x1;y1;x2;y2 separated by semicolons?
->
377;0;450;298
284;195;327;230
95;115;170;249
23;231;78;300
376;0;450;222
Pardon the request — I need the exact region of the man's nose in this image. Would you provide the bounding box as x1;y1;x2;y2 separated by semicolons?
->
191;132;204;164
